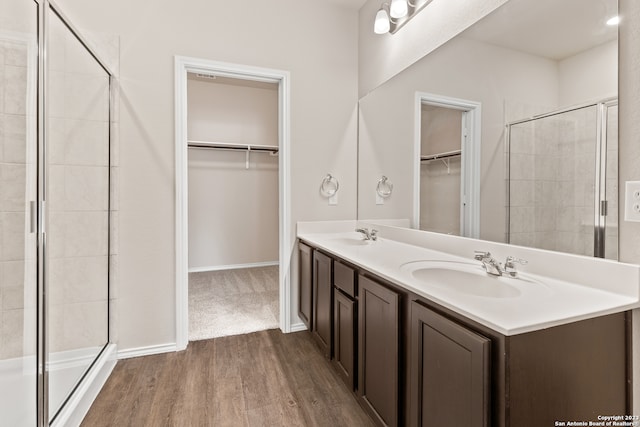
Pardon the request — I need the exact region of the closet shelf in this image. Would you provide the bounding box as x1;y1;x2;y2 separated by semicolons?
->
420;149;461;162
187;140;279;154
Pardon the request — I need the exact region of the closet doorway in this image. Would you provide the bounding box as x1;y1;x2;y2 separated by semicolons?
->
414;93;481;238
175;58;291;350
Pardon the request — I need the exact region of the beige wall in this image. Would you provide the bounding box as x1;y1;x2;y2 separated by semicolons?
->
187;77;279;269
54;0;359;350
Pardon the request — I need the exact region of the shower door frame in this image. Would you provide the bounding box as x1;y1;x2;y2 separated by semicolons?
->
35;0;117;425
505;97;618;259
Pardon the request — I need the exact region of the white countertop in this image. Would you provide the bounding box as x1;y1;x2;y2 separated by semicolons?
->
297;223;640;336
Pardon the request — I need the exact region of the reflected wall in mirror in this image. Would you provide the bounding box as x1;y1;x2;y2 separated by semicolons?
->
358;0;618;258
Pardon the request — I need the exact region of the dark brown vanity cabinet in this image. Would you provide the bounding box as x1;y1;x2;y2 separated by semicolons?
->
333;261;357;390
297;240;630;427
358;275;401;427
312;250;333;358
298;242;313;329
409;299;630;427
409;301;490;427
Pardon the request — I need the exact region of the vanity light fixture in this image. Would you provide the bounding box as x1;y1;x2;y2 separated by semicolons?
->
389;0;408;19
606;16;620;26
373;0;434;35
374;5;391;34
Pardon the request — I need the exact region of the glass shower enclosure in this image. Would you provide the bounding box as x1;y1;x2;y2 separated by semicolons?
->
0;0;114;425
506;99;618;260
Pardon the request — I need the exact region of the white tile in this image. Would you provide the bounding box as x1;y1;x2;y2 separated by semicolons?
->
64;166;109;211
1;212;25;261
4;42;28;67
64;74;109;121
509;207;535;233
64;119;109;166
4;65;27;115
64;211;109;257
1;309;24;359
509;180;534;207
46;165;66;212
1;260;24;289
0;163;26;211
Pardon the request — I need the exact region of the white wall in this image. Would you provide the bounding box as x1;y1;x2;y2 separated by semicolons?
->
559;40;618;106
187;77;279;270
54;0;359;351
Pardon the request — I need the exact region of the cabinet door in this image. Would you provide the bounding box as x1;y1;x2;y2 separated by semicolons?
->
298;242;313;329
312;250;332;358
410;301;490;427
333;290;356;390
358;275;400;427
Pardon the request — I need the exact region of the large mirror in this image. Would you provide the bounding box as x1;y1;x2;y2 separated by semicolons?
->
358;0;618;259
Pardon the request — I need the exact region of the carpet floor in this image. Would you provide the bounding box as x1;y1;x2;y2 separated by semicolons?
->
188;265;279;341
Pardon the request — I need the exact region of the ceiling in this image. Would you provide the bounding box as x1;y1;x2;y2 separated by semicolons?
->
462;0;618;61
324;0;369;10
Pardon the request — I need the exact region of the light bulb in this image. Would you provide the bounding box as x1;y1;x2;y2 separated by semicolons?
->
374;7;390;34
606;16;620;26
390;0;408;19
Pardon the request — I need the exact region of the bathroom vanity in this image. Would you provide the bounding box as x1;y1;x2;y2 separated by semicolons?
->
297;222;639;427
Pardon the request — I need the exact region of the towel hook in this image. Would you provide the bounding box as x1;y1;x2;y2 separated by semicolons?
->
320;174;339;197
376;175;393;198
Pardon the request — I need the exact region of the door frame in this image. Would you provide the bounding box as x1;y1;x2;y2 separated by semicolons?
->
414;92;481;238
174;56;291;350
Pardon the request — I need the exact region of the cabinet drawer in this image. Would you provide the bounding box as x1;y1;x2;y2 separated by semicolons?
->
334;261;356;297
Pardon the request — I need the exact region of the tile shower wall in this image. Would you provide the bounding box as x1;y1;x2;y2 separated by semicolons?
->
0;37;35;360
509;106;599;256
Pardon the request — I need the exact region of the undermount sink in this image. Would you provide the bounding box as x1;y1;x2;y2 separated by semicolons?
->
399;260;544;299
330;237;371;246
328;233;374;246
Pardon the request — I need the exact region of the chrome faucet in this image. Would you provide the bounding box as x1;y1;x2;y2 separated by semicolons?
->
474;251;528;277
503;256;528;278
474;251;503;276
356;227;378;241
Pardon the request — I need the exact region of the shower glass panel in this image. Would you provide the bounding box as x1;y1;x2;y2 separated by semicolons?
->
46;6;110;421
508;101;617;259
0;0;38;424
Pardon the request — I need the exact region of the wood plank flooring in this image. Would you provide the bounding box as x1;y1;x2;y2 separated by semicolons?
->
81;330;375;427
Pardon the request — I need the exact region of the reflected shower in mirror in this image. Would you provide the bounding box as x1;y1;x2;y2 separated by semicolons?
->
357;0;618;258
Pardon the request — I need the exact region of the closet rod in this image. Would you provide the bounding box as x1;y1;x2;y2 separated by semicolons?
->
420;149;461;162
187;140;279;154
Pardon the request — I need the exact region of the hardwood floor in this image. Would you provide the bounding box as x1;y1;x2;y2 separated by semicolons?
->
81;330;375;427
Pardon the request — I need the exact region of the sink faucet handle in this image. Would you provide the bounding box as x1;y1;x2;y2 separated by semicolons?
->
370;229;379;241
474;251;491;261
504;256;527;278
355;227;371;240
505;256;527;266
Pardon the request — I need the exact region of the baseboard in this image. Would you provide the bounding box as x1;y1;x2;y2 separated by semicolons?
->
188;261;279;273
51;343;117;427
117;342;178;360
289;322;308;332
